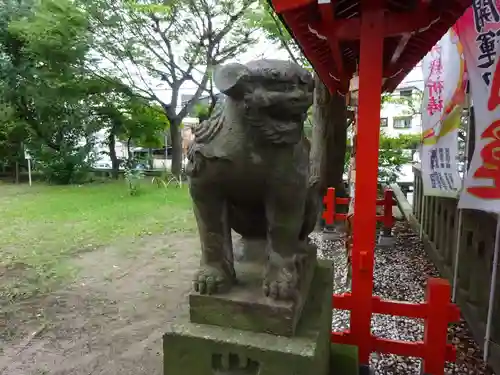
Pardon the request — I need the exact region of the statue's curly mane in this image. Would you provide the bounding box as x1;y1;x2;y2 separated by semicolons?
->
192;99;226;144
186;99;225;162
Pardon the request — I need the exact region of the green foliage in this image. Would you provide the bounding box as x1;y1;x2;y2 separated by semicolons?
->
84;0;258;112
193;103;211;122
0;0;102;183
117;99;168;148
344;146;352;174
381;90;423;116
82;0;260;176
88;80;168;172
124;165;145;196
0;101;26;169
152;175;168;190
377;93;422;183
249;0;310;68
378;149;410;183
344;133;419;184
34;144;95;185
0;0;173;183
152;169;185;196
378;133;419;183
0;0;265;182
379;133;421;150
8;0;90;68
303;106;314;140
303;120;313;140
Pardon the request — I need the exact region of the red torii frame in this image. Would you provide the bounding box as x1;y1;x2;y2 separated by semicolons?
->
270;0;466;373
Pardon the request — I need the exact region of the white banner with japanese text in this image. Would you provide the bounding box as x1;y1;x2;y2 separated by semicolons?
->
420;30;465;197
456;2;500;212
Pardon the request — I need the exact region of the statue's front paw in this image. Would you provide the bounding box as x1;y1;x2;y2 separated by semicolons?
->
263;261;299;301
193;264;232;295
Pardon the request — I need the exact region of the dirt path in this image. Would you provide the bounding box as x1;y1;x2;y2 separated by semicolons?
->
1;234;199;375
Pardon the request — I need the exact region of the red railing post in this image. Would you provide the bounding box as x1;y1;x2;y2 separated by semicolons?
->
322;187;335;225
382;188;394;236
347;2;384;363
422;278;452;375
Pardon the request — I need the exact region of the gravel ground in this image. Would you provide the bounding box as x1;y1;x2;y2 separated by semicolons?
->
312;221;495;375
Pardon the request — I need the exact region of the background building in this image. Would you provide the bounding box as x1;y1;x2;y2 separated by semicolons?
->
380;63;423;137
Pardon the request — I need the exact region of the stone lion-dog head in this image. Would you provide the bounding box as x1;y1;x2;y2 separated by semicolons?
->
213;59;314;145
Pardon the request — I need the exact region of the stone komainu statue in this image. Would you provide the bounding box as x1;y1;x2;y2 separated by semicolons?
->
186;59;321;301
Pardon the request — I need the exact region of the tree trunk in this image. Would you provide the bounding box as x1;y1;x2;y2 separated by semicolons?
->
148;148;153;170
311;76;349;195
126;137;133;163
324;93;348;202
310;74;327;183
170;118;183;177
15;161;19;184
310;74;349;229
107;130;119;179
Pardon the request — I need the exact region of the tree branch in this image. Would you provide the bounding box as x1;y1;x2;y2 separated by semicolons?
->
150;14;178;80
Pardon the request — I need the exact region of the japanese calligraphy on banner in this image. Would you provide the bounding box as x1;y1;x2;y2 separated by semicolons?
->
456;1;500;212
420;30;465;197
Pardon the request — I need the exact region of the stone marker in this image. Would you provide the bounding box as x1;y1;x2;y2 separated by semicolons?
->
163;59;333;375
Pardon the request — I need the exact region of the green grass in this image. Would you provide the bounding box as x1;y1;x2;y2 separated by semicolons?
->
0;179;195;301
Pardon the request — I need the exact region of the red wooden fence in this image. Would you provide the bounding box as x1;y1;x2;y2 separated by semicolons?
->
322;187;395;231
321;187;461;374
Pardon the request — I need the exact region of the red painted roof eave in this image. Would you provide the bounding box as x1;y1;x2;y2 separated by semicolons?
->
270;0;472;94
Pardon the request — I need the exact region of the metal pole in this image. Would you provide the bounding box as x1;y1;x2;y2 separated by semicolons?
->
452;90;472;302
484;214;500;362
27;158;32;187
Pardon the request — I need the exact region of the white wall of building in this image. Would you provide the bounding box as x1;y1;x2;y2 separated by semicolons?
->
380;100;422;137
380;63;424;138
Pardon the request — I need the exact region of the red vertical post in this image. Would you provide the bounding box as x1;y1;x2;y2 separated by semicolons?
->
350;0;384;364
322;187;336;225
422;278;451;375
383;188;394;236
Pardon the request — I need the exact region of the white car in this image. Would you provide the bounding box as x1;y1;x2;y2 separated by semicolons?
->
93;161;111;169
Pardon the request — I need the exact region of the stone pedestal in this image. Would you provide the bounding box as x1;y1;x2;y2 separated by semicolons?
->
189;249;317;337
163;260;334;375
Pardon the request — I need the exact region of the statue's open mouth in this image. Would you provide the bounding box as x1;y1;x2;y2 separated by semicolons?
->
266;103;308;123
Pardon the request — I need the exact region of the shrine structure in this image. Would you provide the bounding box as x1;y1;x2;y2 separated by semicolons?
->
269;0;472;373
